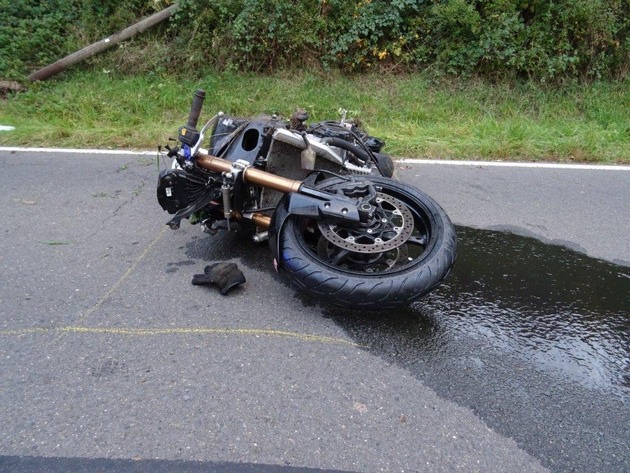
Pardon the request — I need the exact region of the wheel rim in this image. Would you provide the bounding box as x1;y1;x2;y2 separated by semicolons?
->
295;182;434;275
317;192;415;253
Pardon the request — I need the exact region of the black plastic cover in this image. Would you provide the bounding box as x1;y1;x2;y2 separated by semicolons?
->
157;169;192;214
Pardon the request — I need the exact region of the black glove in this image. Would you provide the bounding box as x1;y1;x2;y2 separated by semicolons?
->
191;262;246;295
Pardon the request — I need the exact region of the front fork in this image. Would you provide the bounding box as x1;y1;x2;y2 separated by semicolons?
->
195;151;385;266
195;152;364;227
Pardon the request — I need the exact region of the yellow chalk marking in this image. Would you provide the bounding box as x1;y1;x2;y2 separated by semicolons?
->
0;326;359;347
0;327;48;336
78;226;168;325
3;226;359;348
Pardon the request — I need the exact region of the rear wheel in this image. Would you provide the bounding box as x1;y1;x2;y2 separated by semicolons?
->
276;177;457;309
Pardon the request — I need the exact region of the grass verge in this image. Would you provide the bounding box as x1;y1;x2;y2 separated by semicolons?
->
1;70;629;163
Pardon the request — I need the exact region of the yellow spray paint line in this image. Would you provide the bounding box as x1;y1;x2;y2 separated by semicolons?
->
0;326;360;347
16;225;359;347
0;327;49;336
77;226;168;326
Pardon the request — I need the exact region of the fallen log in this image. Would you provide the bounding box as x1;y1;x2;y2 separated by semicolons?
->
27;4;178;82
0;81;27;96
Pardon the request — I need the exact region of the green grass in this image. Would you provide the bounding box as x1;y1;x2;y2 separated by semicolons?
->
1;70;629;163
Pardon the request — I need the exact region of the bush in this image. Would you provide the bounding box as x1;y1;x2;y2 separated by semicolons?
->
324;0;630;81
0;0;79;79
1;0;628;81
517;0;629;80
221;0;326;71
0;0;163;79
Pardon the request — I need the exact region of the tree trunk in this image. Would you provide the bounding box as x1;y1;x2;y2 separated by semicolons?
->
27;4;178;82
0;81;27;95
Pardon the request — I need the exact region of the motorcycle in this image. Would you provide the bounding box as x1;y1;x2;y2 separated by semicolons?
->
157;90;457;309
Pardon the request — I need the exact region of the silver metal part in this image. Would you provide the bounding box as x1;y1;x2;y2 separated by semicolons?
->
344;161;372;174
339;108;348;125
301;146;317;171
317;236;409;269
272;128;372;174
191;113;221;157
221;185;232;220
272;129;344;165
232;159;250;172
253;231;269;243
317;192;415;254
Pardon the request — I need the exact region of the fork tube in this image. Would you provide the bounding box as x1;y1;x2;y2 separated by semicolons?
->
250;213;271;229
195;153;231;173
242;168;302;193
196;153;303;194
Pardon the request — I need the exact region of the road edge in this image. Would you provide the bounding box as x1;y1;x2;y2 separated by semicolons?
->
1;146;628;171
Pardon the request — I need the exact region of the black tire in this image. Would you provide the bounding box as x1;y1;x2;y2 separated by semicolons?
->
277;177;457;309
373;152;395;178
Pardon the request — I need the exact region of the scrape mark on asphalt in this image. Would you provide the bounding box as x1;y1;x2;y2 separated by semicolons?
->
0;326;360;347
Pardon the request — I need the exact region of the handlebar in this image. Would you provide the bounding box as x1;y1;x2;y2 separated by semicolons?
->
186;89;206;129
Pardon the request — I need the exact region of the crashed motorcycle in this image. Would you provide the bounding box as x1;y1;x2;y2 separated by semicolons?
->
157;90;457;309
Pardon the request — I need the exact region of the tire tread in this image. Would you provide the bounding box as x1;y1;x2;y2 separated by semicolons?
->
276;177;457;309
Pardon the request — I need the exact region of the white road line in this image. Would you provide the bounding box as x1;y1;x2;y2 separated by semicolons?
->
1;147;628;171
0;146;155;156
399;159;629;171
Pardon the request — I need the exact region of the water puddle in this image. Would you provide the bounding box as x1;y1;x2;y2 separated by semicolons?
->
324;227;630;472
184;225;630;470
186;226;630;398
329;227;629;394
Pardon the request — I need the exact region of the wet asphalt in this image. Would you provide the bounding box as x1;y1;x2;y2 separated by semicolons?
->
0;150;628;472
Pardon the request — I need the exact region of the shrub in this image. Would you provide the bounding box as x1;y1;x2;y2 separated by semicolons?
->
0;0;80;79
326;0;424;70
1;0;628;81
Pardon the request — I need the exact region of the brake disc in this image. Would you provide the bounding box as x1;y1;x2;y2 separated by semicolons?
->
317;192;414;254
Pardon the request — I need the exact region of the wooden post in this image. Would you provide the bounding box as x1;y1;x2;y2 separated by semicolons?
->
27;4;178;82
0;81;27;95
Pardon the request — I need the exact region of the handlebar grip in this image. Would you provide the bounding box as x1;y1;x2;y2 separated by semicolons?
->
186;89;206;129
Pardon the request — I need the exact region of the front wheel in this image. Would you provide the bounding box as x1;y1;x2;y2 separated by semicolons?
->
276;177;457;309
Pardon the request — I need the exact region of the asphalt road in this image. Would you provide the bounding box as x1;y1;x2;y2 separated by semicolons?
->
399;160;630;266
0;149;628;472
